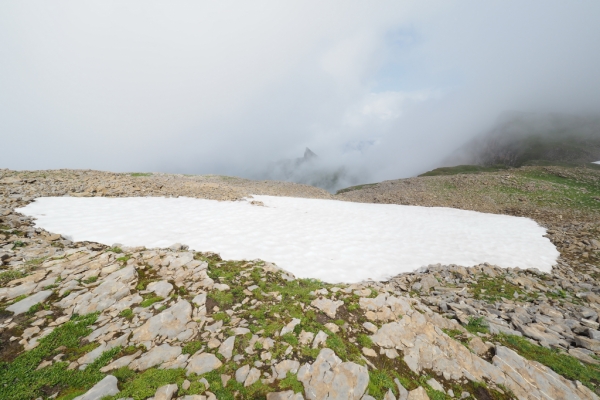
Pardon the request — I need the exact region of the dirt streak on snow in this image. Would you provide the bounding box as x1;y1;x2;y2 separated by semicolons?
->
18;195;559;283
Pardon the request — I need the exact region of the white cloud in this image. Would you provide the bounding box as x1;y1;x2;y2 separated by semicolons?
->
0;1;598;184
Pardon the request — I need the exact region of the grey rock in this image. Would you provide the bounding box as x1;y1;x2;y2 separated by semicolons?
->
73;375;119;400
383;389;397;400
281;318;301;336
218;336;236;360
275;359;300;379
131;300;192;342
2;282;37;301
147;280;173;298
6;290;52;315
298;348;368;400
581;318;600;330
78;334;129;366
575;335;600;351
192;293;207;306
244;367;261;387
236;365;250;383
588;329;600;340
267;391;304;400
186;353;223;376
154;383;178;400
394;378;409;400
426;378;444;393
407;387;429;400
569;348;600;365
100;350;142;372
312;330;328;349
129;344;182;371
363;322;378;333
311;298;344;318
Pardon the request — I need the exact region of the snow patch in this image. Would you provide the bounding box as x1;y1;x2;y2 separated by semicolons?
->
18;196;559;283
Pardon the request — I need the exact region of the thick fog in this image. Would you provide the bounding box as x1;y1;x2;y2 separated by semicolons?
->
1;2;600;191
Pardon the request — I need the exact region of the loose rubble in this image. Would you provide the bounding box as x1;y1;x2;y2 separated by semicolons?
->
1;166;600;399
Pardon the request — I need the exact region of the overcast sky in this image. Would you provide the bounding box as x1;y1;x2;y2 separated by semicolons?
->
1;1;600;185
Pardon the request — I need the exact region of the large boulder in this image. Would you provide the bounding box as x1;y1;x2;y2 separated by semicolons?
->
311;298;343;318
73;375;119;400
131;300;192;342
186;353;223;376
297;348;368;400
129;344;182;371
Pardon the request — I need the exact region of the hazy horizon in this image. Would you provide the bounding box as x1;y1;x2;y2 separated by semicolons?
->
2;2;600;190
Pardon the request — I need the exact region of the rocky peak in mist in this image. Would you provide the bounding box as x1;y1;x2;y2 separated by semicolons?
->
261;147;364;193
445;112;600;167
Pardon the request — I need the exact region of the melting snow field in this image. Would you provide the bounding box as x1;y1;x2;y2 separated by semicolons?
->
17;195;559;283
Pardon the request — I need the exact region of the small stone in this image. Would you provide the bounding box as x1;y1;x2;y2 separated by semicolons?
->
299;330;315;345
221;374;231;387
186;353;223;376
274;360;300;379
244;367;261;387
147;280;173;298
312;330;328;349
6;290;53;315
73;375;119;400
575;335;600;351
311;298;344;318
426;378;444;393
362;347;377;357
280;318;301;336
363;322;378;333
236;365;250;383
182;379;191;390
218;336;236;360
407;387;430;400
154;383;178;400
129;344;182;371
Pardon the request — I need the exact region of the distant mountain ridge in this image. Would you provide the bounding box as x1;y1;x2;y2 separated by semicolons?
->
262;147;363;193
445;112;600;168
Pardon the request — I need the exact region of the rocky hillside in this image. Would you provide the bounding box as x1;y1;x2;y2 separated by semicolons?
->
1;167;600;399
444;112;600;168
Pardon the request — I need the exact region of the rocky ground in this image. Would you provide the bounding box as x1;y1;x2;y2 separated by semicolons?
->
1;166;600;400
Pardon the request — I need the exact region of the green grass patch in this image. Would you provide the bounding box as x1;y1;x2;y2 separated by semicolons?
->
281;332;299;346
419;164;509;177
212;311;231;324
82;276;98;284
367;369;397;399
0;313;122;400
336;182;378;195
465;316;489;335
497;333;600;392
107;247;123;254
471;276;534;303
278;372;303;393
12;240;26;250
182;341;203;355
116;255;131;265
442;329;471;347
129;172;152;177
0;270;26;286
357;334;373;348
119;309;134;320
208;291;234;308
104;367;189;400
140;296;164;308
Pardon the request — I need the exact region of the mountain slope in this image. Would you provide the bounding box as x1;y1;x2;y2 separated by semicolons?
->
445;112;600;167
